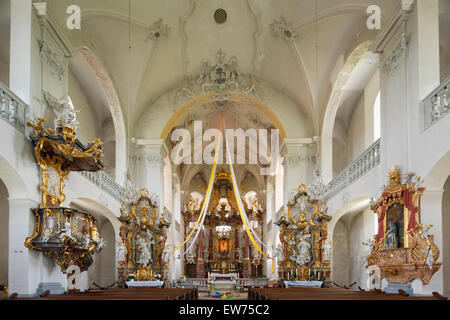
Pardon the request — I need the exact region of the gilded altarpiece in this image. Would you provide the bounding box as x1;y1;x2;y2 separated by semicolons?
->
275;184;331;282
182;170;263;278
366;168;441;285
118;189;170;282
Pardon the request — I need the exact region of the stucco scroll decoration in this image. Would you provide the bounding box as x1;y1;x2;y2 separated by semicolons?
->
40;41;68;81
175;50;264;105
380;33;408;75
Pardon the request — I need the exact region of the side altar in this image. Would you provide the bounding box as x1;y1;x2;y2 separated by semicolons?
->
117;188;171;284
365;168;441;288
275;178;332;284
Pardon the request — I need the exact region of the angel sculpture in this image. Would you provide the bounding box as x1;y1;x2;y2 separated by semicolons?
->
117;242;127;262
162;246;170;263
237;248;244;263
60;221;74;240
274;244;284;262
43;91;80;128
290;228;312;266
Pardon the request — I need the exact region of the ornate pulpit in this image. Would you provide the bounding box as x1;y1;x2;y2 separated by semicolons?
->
24;118;105;272
366;168;441;285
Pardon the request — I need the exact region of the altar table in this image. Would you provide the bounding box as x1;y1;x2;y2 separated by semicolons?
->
209;280;236;293
126;280;164;288
284;281;323;288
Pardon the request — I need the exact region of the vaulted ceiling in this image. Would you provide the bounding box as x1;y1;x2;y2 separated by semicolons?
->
46;0;399;137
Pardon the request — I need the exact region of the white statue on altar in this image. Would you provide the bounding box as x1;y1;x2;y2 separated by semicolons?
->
237;248;244;263
136;237;151;266
290;228;311;266
162;246;170;263
274;243;284;262
117;242;127;262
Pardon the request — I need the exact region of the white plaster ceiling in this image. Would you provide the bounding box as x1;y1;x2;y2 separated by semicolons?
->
45;0;400;137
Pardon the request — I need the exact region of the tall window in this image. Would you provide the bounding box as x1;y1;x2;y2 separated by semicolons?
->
373;91;381;141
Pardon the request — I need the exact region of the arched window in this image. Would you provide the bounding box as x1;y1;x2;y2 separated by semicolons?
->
373;91;381;141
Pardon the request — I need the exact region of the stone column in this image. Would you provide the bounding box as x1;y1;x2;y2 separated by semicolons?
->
243;232;251;278
134;139;168;212
196;227;204;277
283;139;315;205
417;0;440;100
265;179;276;278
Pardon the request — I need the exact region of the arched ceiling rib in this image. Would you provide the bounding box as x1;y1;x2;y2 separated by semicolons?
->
46;0;399;138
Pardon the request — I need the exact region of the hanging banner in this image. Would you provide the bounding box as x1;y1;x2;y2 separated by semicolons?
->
170;117;223;254
223;119;274;273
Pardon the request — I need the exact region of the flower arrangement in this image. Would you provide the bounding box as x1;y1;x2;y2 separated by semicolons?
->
126;273;136;281
154;273;162;281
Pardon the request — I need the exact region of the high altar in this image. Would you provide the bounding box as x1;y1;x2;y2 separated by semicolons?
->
366;168;441;286
182;169;264;278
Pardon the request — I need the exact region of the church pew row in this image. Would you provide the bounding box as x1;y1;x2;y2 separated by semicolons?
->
247;288;445;300
7;288;198;300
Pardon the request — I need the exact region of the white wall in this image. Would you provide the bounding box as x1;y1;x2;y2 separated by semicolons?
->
332;219;350;285
87;218;116;288
68;72;99;145
0;179;8;285
439;0;450;81
346;96;366;163
0;0;10;86
332;208;377;289
443;176;450;297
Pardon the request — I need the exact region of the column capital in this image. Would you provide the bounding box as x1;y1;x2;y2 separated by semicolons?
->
134;139;169;168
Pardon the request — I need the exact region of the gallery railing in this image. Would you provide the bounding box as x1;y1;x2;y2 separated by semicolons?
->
0;81;28;134
79;171;123;203
324;138;381;201
423;75;449;130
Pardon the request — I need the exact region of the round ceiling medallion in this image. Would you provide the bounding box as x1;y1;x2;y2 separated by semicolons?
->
214;9;227;24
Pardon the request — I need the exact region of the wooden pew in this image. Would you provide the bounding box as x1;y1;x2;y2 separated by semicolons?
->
7;287;198;301
248;287;443;300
